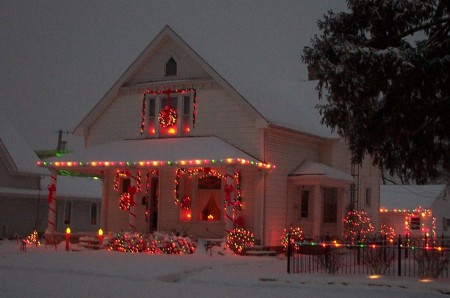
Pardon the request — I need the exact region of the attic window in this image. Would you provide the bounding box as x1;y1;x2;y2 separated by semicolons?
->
165;57;177;76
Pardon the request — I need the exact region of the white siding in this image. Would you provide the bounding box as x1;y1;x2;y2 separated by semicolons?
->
264;127;322;246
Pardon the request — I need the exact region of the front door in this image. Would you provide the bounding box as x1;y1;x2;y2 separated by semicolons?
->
148;177;159;233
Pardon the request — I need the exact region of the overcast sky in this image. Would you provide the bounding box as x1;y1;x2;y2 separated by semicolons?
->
0;0;346;151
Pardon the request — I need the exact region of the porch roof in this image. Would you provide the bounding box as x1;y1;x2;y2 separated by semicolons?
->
288;161;354;184
37;136;274;171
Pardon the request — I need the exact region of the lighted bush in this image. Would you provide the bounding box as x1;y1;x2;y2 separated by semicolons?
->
343;209;374;243
105;231;196;254
281;226;304;252
380;224;396;243
226;228;255;255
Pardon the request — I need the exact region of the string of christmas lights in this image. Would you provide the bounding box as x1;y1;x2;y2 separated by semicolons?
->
37;158;274;170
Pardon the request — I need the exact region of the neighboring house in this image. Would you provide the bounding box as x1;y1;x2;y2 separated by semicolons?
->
380;184;450;239
46;175;102;234
38;26;380;247
0;112;102;238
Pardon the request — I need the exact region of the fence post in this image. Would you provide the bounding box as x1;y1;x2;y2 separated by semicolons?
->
287;232;291;274
397;234;402;277
405;234;409;259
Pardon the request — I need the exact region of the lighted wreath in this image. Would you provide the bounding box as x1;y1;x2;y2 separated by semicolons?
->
180;195;191;210
158;105;177;128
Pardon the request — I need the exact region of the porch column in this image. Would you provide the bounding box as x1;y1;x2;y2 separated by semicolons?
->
312;184;322;239
225;166;235;233
100;173;109;231
45;170;58;234
128;169;138;231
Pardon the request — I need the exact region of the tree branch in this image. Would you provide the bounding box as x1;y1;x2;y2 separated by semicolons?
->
399;16;450;39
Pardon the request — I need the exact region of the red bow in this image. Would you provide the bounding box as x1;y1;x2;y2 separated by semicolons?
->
127;186;137;207
224;184;234;205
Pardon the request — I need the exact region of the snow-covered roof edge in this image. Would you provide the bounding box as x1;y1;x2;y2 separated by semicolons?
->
0;110;49;176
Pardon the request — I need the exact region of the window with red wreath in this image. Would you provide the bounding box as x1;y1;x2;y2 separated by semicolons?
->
145;93;193;138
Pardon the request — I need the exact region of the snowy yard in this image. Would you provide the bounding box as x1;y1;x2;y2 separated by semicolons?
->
1;239;449;298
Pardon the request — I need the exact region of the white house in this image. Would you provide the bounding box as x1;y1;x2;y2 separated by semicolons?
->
0;112;102;238
39;25;380;247
380;184;450;240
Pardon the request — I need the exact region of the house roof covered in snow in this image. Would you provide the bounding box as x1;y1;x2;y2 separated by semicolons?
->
380;184;447;210
0;110;49;176
75;17;343;140
289;161;354;183
39;136;273;170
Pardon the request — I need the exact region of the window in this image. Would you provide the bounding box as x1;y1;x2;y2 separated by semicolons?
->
178;172;224;223
90;203;98;225
145;92;194;137
300;190;309;218
122;178;131;194
444;218;449;231
179;175;193;221
410;217;420;230
198;176;221;221
365;187;371;207
165;57;177;76
64;201;72;225
323;188;337;223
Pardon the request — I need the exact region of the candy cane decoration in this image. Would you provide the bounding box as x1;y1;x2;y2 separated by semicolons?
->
225;168;235;233
46;173;57;234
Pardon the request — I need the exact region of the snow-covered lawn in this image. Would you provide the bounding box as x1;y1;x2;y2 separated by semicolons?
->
1;239;449;298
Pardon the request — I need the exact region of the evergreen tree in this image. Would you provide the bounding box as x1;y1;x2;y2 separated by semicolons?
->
302;0;449;184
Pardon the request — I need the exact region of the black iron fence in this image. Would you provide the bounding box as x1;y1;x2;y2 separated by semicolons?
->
287;236;450;279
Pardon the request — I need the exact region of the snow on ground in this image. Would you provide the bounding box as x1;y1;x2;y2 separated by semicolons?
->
1;239;449;298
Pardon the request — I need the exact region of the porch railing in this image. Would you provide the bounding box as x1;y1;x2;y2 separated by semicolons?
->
287;235;450;279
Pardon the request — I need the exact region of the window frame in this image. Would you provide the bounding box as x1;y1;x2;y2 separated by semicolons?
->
365;187;371;207
145;92;194;138
64;201;72;225
323;188;338;223
178;173;224;223
165;57;177;76
90;202;98;226
300;190;310;219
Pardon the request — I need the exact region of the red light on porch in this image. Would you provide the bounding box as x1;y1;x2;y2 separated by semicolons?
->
207;214;214;221
181;210;192;221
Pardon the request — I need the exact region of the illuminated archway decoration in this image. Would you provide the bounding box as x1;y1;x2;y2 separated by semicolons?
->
379;207;437;243
174;167;242;210
405;206;436;242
